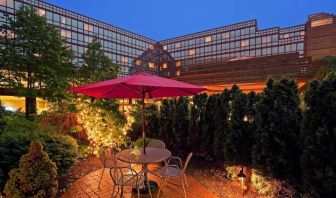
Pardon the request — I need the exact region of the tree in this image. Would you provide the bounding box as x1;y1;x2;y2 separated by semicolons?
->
315;56;336;80
78;38;119;84
159;99;175;148
200;94;218;158
4;141;58;198
188;93;208;153
301;73;336;198
224;90;259;167
0;7;74;119
213;89;230;159
0;100;5;132
252;78;301;181
173;96;189;150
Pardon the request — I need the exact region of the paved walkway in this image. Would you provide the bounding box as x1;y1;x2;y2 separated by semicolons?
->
61;165;217;198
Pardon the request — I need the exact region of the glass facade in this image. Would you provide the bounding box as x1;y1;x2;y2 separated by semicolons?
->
1;0;307;77
0;0;156;76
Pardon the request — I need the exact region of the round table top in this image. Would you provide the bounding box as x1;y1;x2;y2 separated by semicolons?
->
116;147;171;164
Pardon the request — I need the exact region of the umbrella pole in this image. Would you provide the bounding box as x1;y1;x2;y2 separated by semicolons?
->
142;92;146;154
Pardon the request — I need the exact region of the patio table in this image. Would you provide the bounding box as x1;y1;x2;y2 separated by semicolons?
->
116;147;171;194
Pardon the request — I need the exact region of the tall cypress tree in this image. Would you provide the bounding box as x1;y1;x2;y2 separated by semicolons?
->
301;73;336;198
0;7;74;119
188;93;208;153
173;97;189;150
213;89;230;160
252;78;301;181
160;99;175;148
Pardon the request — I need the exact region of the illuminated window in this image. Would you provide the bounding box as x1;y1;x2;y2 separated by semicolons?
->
84;24;93;32
188;49;195;56
61;30;71;38
135;60;141;65
38;9;46;17
311;18;333;27
241;40;249;47
300;31;305;36
121;56;129;63
175;42;181;48
162;63;168;69
148;62;155;68
163;45;168;50
223;32;230;39
205;36;212;43
283;34;289;39
0;0;6;6
61;16;66;24
176;61;181;67
149;45;154;50
176;70;181;76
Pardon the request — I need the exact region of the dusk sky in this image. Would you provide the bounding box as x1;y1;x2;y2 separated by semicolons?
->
44;0;336;41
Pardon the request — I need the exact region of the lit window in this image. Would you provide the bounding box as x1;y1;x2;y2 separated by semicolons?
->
223;32;230;39
311;18;333;27
135;60;141;65
61;16;66;24
176;70;181;76
84;24;93;32
0;0;5;6
241;40;249;47
175;42;181;48
163;45;167;50
148;62;155;68
283;34;290;39
176;61;181;67
162;63;168;69
38;9;46;17
149;45;154;50
61;30;70;38
300;31;305;36
205;36;212;43
121;56;129;63
188;49;195;56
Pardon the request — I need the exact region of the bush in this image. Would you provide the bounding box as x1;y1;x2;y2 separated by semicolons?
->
133;137;155;148
4;141;58;198
0;115;77;188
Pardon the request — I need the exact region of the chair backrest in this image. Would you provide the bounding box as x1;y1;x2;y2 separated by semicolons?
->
148;140;166;149
109;166;123;186
183;152;193;172
99;146;117;166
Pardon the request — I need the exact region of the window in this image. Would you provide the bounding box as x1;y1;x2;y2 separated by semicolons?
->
300;31;305;36
262;36;271;43
163;45;167;50
176;70;181;76
149;45;154;50
162;62;168;69
241;40;249;47
135;60;141;65
223;32;229;39
311;18;333;27
205;36;212;43
61;16;66;24
121;56;129;63
38;9;46;17
61;30;71;38
84;24;93;32
283;33;290;39
175;42;181;48
0;0;6;6
176;61;181;67
188;49;195;56
148;62;155;68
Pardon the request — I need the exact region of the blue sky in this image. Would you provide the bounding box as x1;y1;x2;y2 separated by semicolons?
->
44;0;336;41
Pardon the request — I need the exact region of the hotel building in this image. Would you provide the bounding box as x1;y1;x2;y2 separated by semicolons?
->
1;0;336;110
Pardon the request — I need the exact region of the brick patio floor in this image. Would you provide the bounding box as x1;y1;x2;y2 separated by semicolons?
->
61;165;217;198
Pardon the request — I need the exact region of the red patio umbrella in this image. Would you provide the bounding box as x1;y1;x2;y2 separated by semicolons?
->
69;72;205;153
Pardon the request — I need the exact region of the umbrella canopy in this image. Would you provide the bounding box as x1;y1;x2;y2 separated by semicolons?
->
69;72;206;154
69;73;205;98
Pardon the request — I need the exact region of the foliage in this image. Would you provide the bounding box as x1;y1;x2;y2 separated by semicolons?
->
301;73;336;198
173;97;189;149
224;90;259;167
200;94;218;159
133;137;155;148
188;93;208;153
159;99;175;148
77;38;119;84
0;115;77;188
0;6;74;119
0;100;5;132
252;78;302;181
213;89;230;159
315;56;336;80
4;141;58;198
145;104;160;138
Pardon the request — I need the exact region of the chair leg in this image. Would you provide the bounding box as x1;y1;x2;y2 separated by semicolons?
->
120;186;124;198
146;180;152;198
137;188;140;198
180;175;187;198
98;168;105;189
158;177;167;198
183;173;189;187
